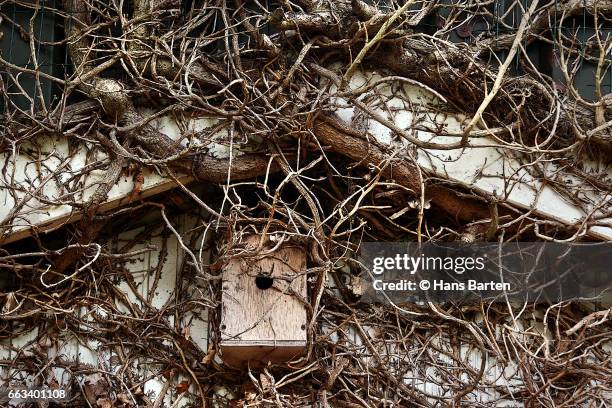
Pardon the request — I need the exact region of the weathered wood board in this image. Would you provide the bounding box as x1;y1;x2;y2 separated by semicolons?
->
220;236;308;367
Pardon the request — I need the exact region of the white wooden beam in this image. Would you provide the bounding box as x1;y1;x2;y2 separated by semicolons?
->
0;114;229;244
331;70;612;240
1;70;610;243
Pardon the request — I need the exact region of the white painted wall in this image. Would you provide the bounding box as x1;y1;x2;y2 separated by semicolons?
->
0;214;212;407
330;69;612;240
0;113;232;244
1;70;610;406
1;70;610;243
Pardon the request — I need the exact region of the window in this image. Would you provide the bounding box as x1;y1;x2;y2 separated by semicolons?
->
421;0;611;99
551;19;612;100
0;0;64;113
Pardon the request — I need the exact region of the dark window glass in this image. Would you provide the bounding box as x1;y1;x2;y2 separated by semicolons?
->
550;19;612;100
0;0;64;113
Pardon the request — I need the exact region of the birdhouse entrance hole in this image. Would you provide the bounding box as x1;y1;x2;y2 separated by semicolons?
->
255;275;274;290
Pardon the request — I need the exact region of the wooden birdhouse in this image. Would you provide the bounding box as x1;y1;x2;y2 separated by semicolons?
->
219;236;308;367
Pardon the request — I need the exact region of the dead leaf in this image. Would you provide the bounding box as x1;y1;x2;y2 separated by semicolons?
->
83;374;109;405
109;355;121;367
96;397;112;408
117;393;131;404
48;378;60;389
176;380;189;394
348;275;365;297
162;367;176;380
127;173;144;203
210;262;222;273
38;335;52;349
182;326;191;340
201;346;215;365
326;357;350;390
259;373;272;393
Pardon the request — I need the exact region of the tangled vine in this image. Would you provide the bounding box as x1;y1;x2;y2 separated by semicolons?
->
0;0;611;406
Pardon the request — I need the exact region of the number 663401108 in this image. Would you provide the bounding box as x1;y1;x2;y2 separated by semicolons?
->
5;388;68;401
